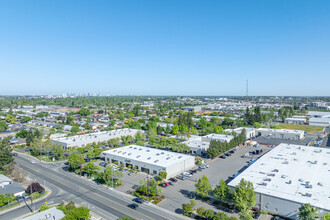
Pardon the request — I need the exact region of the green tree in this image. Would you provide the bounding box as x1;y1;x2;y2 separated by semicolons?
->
52;144;64;160
232;179;256;212
182;203;192;216
195;175;212;198
0;138;14;171
102;165;123;187
84;162;100;177
298;203;319;220
5;115;17;124
197;207;206;216
323;213;330;220
214;212;228;220
0;121;8;131
39;204;50;211
16;129;29;138
172;124;179;135
203;209;215;220
213;179;231;202
158;171;167;180
70;125;81;133
67;154;84;171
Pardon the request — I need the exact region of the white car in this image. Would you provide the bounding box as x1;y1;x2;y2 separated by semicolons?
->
30;160;36;164
182;172;192;177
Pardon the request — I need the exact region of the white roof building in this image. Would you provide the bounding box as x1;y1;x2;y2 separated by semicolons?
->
52;128;142;149
183;134;235;156
101;145;195;178
256;128;304;140
228;144;330;219
225;127;256;139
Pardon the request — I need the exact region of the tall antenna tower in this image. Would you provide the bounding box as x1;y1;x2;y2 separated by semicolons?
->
246;79;249;101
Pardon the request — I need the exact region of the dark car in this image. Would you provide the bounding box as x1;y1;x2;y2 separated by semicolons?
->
99;162;105;166
128;203;138;209
191;169;197;173
169;178;178;182
168;181;174;186
159;183;167;188
16;195;23;202
12;153;18;156
133;197;144;204
84;158;92;162
224;152;231;157
22;193;30;200
48;152;55;156
178;175;185;180
230;149;236;153
253;211;261;219
220;155;227;159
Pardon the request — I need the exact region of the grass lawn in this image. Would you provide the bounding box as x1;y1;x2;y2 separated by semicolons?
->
275;124;324;133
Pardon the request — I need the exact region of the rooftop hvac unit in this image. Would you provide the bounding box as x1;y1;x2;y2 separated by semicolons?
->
282;161;289;164
166;157;170;160
154;160;159;163
264;178;271;182
299;179;304;182
128;153;131;156
305;193;312;197
147;157;151;160
286;180;292;184
268;173;275;177
137;155;141;158
156;153;160;156
259;182;267;186
272;169;279;172
178;156;182;158
139;148;142;151
318;182;323;186
146;150;150;152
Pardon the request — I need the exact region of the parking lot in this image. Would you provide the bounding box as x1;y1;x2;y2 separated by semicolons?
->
87;145;272;217
157;144;272;215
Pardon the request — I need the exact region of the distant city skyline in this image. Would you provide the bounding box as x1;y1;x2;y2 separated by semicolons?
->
1;1;330;96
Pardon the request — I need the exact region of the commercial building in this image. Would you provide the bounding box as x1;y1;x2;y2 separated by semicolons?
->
52;128;142;149
183;134;234;156
256;128;304;140
228;144;330;219
285;117;306;125
101;145;195;178
308;111;330;127
225;127;256;139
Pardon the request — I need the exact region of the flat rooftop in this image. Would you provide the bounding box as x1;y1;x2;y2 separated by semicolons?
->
256;128;304;135
228;144;330;211
102;145;194;168
53;128;141;144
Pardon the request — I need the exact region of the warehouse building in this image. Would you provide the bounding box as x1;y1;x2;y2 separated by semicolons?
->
52;128;142;149
225;127;256;139
285;117;306;125
183;134;234;156
256;128;304;140
308;111;330;127
228;144;330;219
101;145;195;178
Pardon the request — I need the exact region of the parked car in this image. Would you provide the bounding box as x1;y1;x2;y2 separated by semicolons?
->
220;155;227;159
224;152;231;157
164;182;169;186
198;167;203;171
178;175;185;180
230;149;236;153
133;197;144;204
12;153;17;156
99;162;105;166
22;193;30;200
16;195;23;202
183;172;192;177
169;178;178;182
132;185;139;190
191;169;197;173
168;181;174;186
30;160;36;164
128;203;138;209
159;183;167;188
84;158;91;162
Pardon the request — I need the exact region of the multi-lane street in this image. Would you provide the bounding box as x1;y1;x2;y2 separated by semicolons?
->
0;154;186;220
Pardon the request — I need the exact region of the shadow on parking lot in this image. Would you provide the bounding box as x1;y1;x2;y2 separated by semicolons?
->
179;189;199;199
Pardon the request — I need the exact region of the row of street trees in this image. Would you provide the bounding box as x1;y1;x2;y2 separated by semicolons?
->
194;176;256;220
207;130;246;158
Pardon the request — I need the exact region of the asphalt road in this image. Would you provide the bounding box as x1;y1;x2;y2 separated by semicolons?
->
1;154;185;220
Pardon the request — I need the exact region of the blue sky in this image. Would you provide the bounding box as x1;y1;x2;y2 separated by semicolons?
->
1;0;330;96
